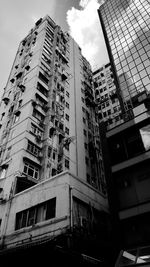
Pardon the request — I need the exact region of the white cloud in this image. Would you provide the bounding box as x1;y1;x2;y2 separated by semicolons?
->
80;0;90;8
66;0;108;70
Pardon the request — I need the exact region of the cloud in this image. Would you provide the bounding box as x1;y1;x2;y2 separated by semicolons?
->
66;0;108;70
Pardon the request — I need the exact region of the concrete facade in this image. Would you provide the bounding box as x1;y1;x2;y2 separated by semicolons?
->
0;15;110;264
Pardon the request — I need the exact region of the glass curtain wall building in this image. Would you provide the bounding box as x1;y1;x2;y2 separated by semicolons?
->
98;0;150;249
98;0;150;111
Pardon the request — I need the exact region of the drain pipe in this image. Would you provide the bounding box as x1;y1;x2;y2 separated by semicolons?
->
69;186;73;230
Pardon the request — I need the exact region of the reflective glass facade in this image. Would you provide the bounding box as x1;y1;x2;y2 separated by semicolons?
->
99;0;150;107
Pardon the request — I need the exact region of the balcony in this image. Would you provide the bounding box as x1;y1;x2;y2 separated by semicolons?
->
55;46;68;63
37;82;48;98
23;154;42;168
35;92;48;104
33;104;46;116
15;172;38;194
38;72;49;86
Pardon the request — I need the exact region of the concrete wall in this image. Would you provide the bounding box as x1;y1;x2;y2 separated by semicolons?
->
0;172;108;248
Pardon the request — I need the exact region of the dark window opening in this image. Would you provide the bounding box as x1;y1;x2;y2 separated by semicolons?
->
15;197;56;230
39;72;49;85
37;82;48;97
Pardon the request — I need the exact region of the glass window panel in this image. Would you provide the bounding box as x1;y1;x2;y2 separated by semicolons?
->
143;77;150;86
146;67;150;75
139;70;147;79
134;73;140;82
140;125;150;151
129;61;135;69
22;211;28;228
36;204;46;223
126;56;133;63
143;59;150;68
137;63;144;71
27;208;36;226
135;58;142;65
28;167;34;177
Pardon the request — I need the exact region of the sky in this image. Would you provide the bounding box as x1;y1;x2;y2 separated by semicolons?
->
0;0;109;98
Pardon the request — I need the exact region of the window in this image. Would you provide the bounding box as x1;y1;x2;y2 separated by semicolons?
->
107;109;111;115
65;127;69;135
86;173;90;183
48;146;52;158
31;124;42;137
64;143;69;151
13;92;20;101
66;91;69;97
41;54;51;65
5;146;11;160
65;114;69;121
81;97;84;103
53;152;56;160
38;72;49;85
113;107;117;113
0;167;7;179
83;117;86;124
18;100;22;109
65;159;69;169
1;112;5;120
66;102;69;109
15;198;56;230
43;46;52;57
83;129;87;136
32;110;45;121
23;162;39;179
27;141;40;157
85;157;89;166
10;130;15;139
14;113;20;124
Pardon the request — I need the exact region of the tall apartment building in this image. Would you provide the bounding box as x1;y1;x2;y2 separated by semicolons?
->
98;0;150;254
93;62;121;129
0;15;111;265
